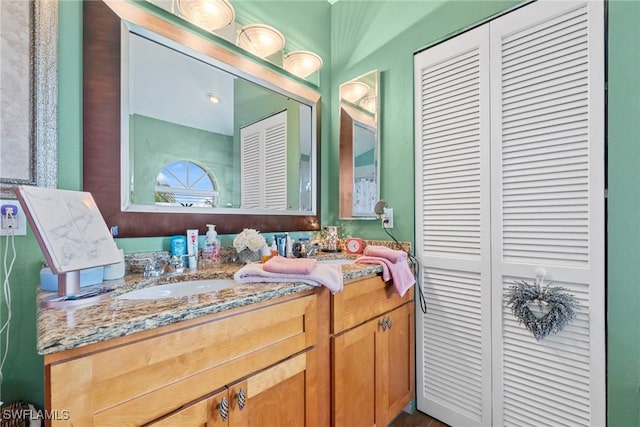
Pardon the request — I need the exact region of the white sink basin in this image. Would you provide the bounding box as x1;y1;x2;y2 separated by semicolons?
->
116;279;239;300
316;259;355;265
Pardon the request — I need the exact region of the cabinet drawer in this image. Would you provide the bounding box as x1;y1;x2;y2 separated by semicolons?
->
331;275;413;334
47;294;317;426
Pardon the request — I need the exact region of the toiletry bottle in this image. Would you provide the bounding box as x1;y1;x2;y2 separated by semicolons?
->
202;224;221;268
275;234;287;257
270;239;278;258
261;245;271;263
170;235;186;257
187;229;199;270
285;232;293;257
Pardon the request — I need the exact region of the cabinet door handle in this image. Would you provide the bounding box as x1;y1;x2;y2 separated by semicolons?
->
387;316;393;330
219;397;229;421
380;317;388;331
236;387;247;411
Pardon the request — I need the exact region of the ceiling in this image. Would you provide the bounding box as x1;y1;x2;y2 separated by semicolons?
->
129;32;236;136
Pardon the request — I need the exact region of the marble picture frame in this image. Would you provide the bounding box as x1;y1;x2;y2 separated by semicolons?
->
0;0;58;199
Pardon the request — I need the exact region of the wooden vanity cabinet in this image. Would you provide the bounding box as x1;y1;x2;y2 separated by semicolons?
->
45;293;321;427
148;350;314;427
331;276;415;427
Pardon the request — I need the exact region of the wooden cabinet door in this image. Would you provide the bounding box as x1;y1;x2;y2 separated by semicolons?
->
228;351;310;427
332;318;378;427
332;302;415;427
147;389;227;427
376;303;415;427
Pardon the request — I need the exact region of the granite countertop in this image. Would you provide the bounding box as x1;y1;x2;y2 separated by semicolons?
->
37;256;383;355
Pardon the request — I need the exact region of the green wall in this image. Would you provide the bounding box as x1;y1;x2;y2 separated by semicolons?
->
130;114;235;206
2;1;639;425
607;1;640;426
328;0;521;240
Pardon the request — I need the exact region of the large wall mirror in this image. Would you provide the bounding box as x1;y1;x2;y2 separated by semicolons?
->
339;70;380;219
84;0;321;237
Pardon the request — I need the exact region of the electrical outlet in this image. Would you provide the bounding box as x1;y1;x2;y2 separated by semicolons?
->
382;207;394;229
0;199;27;236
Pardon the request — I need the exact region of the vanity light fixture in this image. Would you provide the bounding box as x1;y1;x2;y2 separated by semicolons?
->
341;81;370;104
237;24;286;58
283;51;323;79
177;0;235;31
206;93;220;103
359;95;377;113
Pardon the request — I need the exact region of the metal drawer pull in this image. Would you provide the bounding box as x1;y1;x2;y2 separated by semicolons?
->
219;397;229;421
237;387;247;411
387;316;393;330
380;317;388;331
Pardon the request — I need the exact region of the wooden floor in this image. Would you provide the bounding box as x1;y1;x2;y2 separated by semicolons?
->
389;410;450;427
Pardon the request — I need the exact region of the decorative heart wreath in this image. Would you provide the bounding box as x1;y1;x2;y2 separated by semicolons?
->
504;280;579;341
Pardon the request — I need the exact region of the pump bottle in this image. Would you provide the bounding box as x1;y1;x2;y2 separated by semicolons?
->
202;224;221;267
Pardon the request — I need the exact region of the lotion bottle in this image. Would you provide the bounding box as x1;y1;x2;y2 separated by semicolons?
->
285;232;293;257
202;224;221;267
187;229;199;270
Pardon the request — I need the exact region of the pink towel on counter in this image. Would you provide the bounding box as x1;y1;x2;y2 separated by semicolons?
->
263;256;317;275
234;262;343;293
363;245;407;263
355;255;415;297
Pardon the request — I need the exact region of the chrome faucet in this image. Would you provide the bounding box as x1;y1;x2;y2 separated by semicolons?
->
169;255;185;274
143;259;161;278
305;240;323;257
142;256;185;277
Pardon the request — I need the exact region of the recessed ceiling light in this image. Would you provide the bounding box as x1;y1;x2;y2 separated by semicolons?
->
206;93;220;103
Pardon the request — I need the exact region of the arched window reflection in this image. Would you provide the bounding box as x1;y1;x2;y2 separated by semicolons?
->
155;160;220;207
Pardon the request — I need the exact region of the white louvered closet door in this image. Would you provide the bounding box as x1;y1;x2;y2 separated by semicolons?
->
414;1;604;426
490;2;605;426
240;127;262;209
240;111;288;210
263;111;287;210
414;25;493;427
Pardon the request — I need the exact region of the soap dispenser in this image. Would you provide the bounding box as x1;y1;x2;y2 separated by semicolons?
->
202;224;221;268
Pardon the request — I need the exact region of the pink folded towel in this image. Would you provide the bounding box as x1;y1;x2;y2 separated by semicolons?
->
234;262;343;293
363;245;407;263
263;256;317;275
355;255;415;297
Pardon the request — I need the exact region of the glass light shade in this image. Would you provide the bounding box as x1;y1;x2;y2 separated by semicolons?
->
283;51;323;79
177;0;235;31
341;81;370;104
237;24;286;58
359;95;377;113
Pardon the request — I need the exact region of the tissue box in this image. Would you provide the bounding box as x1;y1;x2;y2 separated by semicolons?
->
40;266;104;292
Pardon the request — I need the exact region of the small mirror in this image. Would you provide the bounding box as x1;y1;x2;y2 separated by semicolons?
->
339;70;380;219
